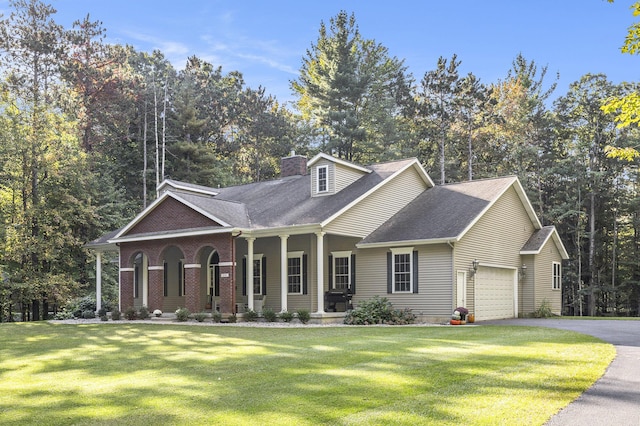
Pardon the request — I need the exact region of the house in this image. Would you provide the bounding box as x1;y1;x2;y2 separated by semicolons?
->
87;152;568;322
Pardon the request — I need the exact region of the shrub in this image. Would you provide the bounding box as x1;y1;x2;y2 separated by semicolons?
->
296;309;311;324
244;309;259;322
280;311;294;322
97;307;108;317
532;299;554;318
110;309;121;320
262;308;277;322
54;309;74;320
124;306;137;320
100;315;108;322
228;314;237;323
82;310;95;319
175;307;190;322
138;306;150;319
193;312;207;322
212;311;222;323
344;296;416;325
67;296;97;318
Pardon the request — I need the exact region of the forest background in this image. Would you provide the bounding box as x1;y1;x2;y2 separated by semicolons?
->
1;0;639;320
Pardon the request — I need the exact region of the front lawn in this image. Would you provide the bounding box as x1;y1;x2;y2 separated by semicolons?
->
0;323;614;425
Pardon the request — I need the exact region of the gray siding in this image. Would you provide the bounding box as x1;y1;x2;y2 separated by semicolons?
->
533;241;563;315
454;186;535;314
310;159;335;196
355;244;453;316
335;162;366;192
325;166;427;237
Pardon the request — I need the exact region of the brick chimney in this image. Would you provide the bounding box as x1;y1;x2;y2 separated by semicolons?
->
281;151;307;178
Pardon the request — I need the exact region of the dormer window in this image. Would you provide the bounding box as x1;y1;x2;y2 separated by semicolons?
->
317;165;328;193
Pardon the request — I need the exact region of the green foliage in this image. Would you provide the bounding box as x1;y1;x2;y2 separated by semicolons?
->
291;11;412;162
110;309;121;321
97;307;108;317
296;309;311;324
82;310;95;319
212;311;222;323
532;300;555;318
100;315;108;322
344;296;416;325
193;312;207;322
228;314;237;323
66;296;97;318
175;307;190;322
262;308;277;322
279;311;294;322
124;307;137;321
138;306;150;320
54;309;74;320
243;309;259;322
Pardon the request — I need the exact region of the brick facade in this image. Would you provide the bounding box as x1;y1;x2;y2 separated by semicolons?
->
119;233;236;314
128;196;220;235
280;154;307;178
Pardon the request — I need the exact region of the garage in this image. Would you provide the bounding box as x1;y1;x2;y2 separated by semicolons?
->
475;266;517;320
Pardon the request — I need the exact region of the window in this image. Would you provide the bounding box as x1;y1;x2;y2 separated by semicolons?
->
552;262;561;290
390;247;415;293
134;263;140;299
288;252;304;294
317;165;328;193
331;251;351;290
178;260;185;296
253;255;263;295
163;261;168;297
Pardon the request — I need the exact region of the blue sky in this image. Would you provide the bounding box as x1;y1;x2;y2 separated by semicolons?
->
3;1;638;106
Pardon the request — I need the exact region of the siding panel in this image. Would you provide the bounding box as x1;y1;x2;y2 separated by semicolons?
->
326;166;427;237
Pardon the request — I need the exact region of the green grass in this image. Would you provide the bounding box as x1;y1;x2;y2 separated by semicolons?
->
0;323;614;425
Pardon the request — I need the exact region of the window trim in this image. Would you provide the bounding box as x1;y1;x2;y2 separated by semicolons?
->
391;247;414;293
163;261;168;297
331;251;352;291
552;261;561;290
287;251;304;295
316;165;329;193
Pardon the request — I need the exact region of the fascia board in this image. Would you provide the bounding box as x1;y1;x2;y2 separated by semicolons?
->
357;237;457;249
321;159;429;228
307;153;371;173
157;179;218;196
109;227;236;244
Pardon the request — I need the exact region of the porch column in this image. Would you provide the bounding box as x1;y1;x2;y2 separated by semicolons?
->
315;231;325;313
142;255;149;307
280;234;289;312
119;267;135;311
246;237;255;311
184;264;202;313
95;251;102;313
147;266;164;311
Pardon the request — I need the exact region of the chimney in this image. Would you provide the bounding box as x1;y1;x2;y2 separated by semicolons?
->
281;151;307;178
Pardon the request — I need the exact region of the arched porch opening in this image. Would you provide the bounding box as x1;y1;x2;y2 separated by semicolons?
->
160;245;186;312
199;246;220;312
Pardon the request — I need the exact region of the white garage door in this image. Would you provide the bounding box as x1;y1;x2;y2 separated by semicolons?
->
475;267;516;320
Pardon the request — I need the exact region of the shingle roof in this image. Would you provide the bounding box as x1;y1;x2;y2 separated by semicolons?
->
359;176;518;245
521;226;555;253
206;158;416;229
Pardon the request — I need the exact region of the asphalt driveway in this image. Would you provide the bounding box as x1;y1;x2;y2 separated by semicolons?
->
483;318;640;425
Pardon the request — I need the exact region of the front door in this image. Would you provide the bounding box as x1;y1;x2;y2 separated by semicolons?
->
456;271;467;308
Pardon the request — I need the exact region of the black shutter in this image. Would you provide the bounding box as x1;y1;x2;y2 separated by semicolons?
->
387;252;393;294
328;255;333;289
413;250;419;294
350;254;356;294
214;265;220;296
262;257;267;295
302;254;308;294
242;258;247;296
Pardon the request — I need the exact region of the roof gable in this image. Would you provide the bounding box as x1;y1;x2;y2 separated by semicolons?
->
113;192;231;240
358;176;538;247
307;153;372;174
521;226;569;259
